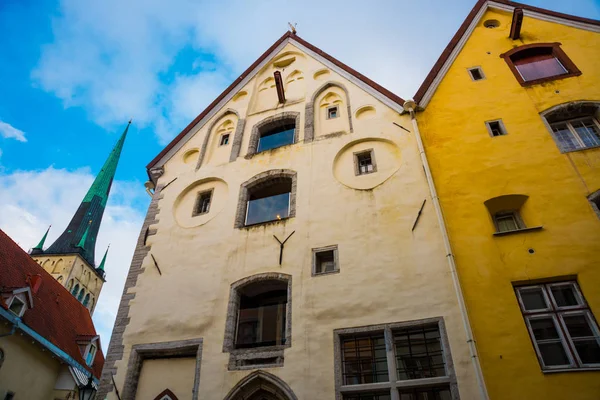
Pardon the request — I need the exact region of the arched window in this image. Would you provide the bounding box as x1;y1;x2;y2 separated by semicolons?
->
501;43;581;86
72;283;80;296
234;170;297;228
78;288;85;302
247;112;300;156
223;273;292;369
83;293;90;307
89;297;95;311
67;279;74;291
542;102;600;152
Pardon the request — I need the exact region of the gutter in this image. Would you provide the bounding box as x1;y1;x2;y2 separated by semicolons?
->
0;308;98;384
402;100;489;400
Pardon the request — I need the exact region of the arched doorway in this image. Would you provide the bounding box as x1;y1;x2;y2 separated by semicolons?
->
224;370;297;400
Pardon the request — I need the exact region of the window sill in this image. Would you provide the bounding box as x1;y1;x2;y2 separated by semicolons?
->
493;226;543;237
241;217;293;229
312;269;340;277
542;367;600;374
561;144;600;154
520;71;581;87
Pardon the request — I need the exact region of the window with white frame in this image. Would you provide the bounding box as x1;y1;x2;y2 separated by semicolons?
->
335;319;458;399
327;105;339;119
354;149;376;176
493;210;525;233
485;119;508;137
544;102;600;152
467;67;485;81
8;297;25;317
85;342;97;366
515;281;600;371
193;189;213;217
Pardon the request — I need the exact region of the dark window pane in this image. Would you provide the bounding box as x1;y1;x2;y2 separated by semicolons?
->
515;56;567;81
563;315;600;364
519;288;548;311
316;250;336;273
394;325;445;380
563;315;594;338
530;318;560;341
573;339;600;364
538;342;571;366
246;193;290;225
341;333;389;385
257;125;295;152
551;285;580;307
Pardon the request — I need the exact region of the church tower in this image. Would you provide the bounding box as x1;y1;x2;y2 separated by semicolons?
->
30;122;130;314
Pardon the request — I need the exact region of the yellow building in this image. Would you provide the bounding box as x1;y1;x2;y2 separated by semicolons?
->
98;33;488;399
411;0;600;399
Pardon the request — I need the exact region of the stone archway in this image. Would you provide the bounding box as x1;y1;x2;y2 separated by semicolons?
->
224;370;297;400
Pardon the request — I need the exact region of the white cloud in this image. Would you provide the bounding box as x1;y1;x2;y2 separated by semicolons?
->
0;167;147;351
0;120;27;142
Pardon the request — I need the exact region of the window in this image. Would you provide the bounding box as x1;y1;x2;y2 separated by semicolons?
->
493;211;524;233
220;133;230;146
589;190;600;220
312;245;339;276
193;189;213;216
245;179;291;226
78;288;85;302
483;19;500;28
327;105;339;119
83;293;90;307
72;283;79;296
550;118;600;152
515;281;600;370
235;279;288;349
468;67;485;81
501;43;581;86
354;149;377;176
8;297;25;317
335;319;457;399
235;170;297;229
257;122;295;152
485;120;507;137
85;343;97;366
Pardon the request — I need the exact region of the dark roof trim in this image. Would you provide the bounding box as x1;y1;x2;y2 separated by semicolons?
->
146;32;405;171
414;0;600;104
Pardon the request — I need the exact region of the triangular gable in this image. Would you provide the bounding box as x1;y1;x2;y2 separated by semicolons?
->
414;0;600;107
146;32;405;174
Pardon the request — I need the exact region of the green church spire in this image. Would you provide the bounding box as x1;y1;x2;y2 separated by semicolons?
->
31;225;51;253
97;245;110;272
44;121;130;267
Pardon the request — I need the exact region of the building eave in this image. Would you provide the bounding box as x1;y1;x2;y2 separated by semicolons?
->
413;0;600;108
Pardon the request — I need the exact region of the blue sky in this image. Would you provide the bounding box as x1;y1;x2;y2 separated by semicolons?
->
1;0;598;350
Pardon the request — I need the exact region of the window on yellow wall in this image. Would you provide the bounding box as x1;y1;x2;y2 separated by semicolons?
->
543;102;600;152
515;281;600;371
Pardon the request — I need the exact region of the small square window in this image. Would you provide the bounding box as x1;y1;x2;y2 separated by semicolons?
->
193;189;213;216
486;119;508;137
8;297;25;317
493;211;524;233
313;245;339;276
327;106;339;119
468;67;485;81
220;133;230;146
354;149;377;176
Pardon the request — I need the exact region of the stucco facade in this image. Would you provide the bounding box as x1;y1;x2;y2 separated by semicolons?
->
99;39;483;399
416;3;600;400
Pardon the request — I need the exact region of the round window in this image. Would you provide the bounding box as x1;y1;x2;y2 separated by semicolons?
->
484;19;500;28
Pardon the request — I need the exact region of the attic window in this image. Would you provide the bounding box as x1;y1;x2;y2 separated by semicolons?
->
486;120;507;137
85;343;97;366
468;67;485;81
220;133;230;146
327;106;339;119
8;297;25;317
193;189;213;217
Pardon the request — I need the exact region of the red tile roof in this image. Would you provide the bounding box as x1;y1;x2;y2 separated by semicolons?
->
414;0;600;104
146;31;405;172
0;229;104;378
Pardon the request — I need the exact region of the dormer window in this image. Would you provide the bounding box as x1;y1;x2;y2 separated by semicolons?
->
8;297;25;317
85;343;97;366
501;43;581;86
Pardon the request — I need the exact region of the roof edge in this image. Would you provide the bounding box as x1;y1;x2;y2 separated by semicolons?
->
146;32;405;173
414;0;600;105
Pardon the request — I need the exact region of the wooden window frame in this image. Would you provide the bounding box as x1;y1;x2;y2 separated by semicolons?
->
515;281;600;372
500;42;581;87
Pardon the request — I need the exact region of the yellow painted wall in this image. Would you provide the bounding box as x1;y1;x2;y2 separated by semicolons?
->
419;8;600;400
108;43;482;399
0;327;62;399
135;358;197;400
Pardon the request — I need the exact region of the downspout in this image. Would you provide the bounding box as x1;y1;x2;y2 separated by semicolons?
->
403;100;489;400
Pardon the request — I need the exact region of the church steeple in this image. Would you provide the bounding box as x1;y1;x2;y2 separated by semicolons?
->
30;225;51;255
42;122;130;268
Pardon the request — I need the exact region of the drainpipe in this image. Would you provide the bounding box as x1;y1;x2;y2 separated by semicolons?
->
403;100;489;400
